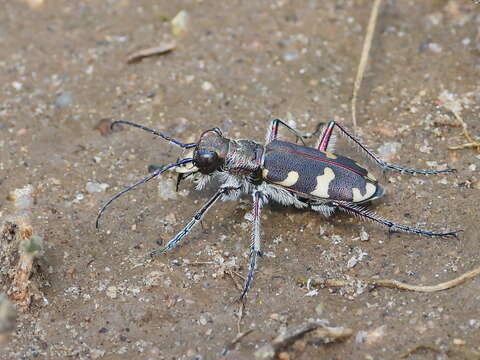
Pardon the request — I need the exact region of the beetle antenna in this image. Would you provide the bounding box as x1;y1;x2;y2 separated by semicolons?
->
96;158;193;229
112;120;197;149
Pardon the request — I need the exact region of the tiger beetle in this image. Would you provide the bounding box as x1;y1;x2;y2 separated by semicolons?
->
96;119;458;299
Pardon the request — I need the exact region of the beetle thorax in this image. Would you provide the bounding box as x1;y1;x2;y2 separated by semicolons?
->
224;139;264;176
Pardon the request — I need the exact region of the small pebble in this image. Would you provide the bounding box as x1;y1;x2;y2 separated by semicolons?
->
355;330;368;344
347;256;358;268
12;81;23;91
8;184;34;210
201;81;213;91
365;325;386;345
86;182;110;193
55;92;73;107
157;177;177;200
359;227;369;241
171;10;189;37
106;286;118;299
254;344;275;359
283;51;299;61
199;315;207;326
453;338;466;345
428;43;443;53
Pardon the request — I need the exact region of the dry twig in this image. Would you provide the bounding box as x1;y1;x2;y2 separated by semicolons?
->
298;265;480;293
400;344;442;359
254;322;351;359
351;0;383;132
448;110;480;153
221;329;254;356
126;41;176;64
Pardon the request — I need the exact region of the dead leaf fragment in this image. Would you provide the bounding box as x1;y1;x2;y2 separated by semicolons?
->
94;118;123;136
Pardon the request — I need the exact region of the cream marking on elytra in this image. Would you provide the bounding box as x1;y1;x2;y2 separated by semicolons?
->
310;167;335;198
366;171;377;182
322;151;337;160
352;182;377;202
262;168;269;178
275;171;299;187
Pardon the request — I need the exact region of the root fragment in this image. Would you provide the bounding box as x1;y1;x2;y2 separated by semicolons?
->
351;0;383;132
298;265;480;293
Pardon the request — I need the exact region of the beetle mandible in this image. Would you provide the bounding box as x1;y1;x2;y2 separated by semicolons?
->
96;119;458;299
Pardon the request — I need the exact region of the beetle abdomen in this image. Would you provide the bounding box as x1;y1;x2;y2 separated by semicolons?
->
262;140;383;203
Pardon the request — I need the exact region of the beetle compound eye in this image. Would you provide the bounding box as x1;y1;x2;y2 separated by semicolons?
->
193;149;220;174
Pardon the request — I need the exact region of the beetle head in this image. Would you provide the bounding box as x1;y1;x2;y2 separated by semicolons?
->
193;128;229;174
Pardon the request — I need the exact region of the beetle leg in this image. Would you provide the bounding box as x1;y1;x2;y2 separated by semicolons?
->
318;121;455;175
310;202;336;218
240;191;265;299
317;121;336;151
266;119;325;146
333;201;459;237
265;119;306;145
150;185;240;256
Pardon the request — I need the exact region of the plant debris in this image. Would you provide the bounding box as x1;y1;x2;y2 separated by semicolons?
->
351;0;383;132
437;90;480;153
297;266;480;293
94;118;123;136
126;41;176;64
2;185;46;311
400;344;442;358
254;321;352;359
222;329;254;356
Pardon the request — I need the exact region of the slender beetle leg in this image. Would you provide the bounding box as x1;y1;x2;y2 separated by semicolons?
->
240;191;265;299
266;119;307;145
267;119;325;146
317;121;336;151
333;201;460;237
318;121;455;175
150;186;240;257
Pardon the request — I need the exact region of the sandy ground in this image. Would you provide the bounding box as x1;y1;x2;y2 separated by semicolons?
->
1;0;479;359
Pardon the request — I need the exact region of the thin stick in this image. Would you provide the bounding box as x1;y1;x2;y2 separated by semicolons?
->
448;110;480;153
400;344;442;359
227;270;243;291
221;329;254;356
351;0;383;132
298;265;480;293
236;301;245;334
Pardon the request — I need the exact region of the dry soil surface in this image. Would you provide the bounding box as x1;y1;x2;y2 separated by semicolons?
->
1;1;479;359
